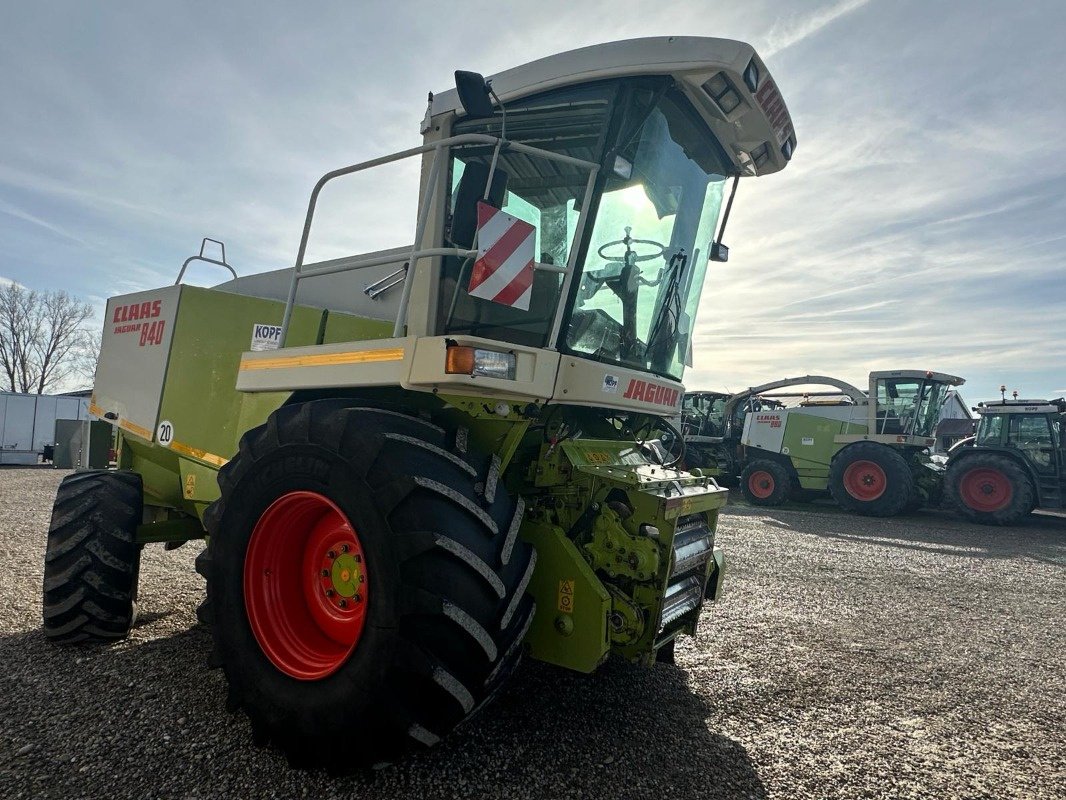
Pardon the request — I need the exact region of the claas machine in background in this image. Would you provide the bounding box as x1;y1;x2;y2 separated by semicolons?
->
684;371;964;516
946;397;1065;524
40;37;797;769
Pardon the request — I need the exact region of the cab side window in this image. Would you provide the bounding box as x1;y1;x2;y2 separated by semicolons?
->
1008;415;1054;468
976;414;1003;445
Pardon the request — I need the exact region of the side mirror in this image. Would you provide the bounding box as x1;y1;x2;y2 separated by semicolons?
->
454;70;495;119
710;242;729;262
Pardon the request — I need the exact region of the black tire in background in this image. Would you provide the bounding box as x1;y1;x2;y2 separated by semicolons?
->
789;487;820;503
945;452;1035;526
902;488;925;514
740;459;792;506
198;400;536;770
829;443;915;517
42;470;142;643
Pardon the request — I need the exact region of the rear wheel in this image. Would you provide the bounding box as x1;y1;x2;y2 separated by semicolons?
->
198;400;536;770
740;460;792;506
42;471;142;643
946;453;1034;526
829;443;914;517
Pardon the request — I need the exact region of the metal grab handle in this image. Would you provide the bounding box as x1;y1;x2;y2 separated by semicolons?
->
364;264;409;299
174;238;237;285
276;132;600;346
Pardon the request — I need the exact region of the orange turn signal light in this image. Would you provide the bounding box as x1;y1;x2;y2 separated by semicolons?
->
445;345;477;375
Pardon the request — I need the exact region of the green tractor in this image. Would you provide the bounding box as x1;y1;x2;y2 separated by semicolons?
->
945;397;1065;525
40;38;798;768
686;371;965;516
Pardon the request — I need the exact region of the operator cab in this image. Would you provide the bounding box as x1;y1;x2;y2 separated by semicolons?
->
871;371;963;439
974;399;1066;473
682;391;730;437
243;38;798;416
419;37;796;386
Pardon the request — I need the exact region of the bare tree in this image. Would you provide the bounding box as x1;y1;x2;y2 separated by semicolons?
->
73;328;102;384
0;282;94;394
0;282;33;392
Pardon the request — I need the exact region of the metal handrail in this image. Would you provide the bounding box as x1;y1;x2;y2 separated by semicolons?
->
277;133;600;346
174;238;236;285
364;265;409;299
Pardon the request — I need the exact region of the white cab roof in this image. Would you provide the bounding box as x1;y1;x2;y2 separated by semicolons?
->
431;36;795;176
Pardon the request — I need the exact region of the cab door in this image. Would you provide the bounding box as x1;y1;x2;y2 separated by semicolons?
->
1008;414;1057;476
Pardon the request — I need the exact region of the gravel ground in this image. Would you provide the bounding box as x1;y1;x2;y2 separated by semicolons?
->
1;469;1063;800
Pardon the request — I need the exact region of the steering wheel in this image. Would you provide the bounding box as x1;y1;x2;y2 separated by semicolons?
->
581;227;668;298
597;234;666;264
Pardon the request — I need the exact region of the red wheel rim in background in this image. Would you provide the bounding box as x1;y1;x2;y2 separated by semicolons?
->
843;460;887;501
748;470;775;499
959;467;1013;513
244;491;369;680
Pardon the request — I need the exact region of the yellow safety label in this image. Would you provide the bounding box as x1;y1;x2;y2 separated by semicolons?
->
184;473;197;498
585;451;612;465
557;579;575;613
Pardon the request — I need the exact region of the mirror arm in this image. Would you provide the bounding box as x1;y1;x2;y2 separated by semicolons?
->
711;176;740;263
482;82;507;201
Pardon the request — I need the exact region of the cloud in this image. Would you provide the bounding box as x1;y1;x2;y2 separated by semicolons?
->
0;2;1063;404
761;0;873;56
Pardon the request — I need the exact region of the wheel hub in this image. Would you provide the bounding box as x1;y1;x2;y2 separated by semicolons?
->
748;470;775;499
843;460;887;502
959;467;1012;512
244;491;370;681
324;551;364;602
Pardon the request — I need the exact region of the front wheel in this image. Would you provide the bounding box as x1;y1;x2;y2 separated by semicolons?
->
945;453;1035;525
42;471;142;643
829;443;915;517
740;460;792;506
198;401;536;770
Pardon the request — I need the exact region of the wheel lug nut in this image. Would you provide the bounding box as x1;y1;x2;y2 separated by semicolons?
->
358;575;365;583
353;594;362;602
321;569;330;577
339;599;348;608
325;589;335;597
327;550;337;559
341;543;350;553
354;555;362;563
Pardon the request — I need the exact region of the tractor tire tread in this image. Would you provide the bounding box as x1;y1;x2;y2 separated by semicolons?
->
199;400;535;770
829;443;915;517
740;459;793;506
42;471;142;644
945;452;1035;525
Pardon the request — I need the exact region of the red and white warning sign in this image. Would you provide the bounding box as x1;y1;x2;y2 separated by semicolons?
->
468;201;535;310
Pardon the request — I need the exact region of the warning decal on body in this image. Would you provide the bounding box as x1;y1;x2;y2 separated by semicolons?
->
250;323;283;351
557;579;575;613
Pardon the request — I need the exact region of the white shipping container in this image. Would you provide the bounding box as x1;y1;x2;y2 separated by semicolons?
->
0;392;91;465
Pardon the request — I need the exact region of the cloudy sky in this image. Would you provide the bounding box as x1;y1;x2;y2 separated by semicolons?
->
2;1;1064;402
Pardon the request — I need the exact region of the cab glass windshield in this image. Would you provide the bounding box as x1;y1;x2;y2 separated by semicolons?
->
440;79;731;380
875;378;949;438
565;90;728;380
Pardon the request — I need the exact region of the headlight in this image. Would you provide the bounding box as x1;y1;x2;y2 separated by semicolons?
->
445;345;517;380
